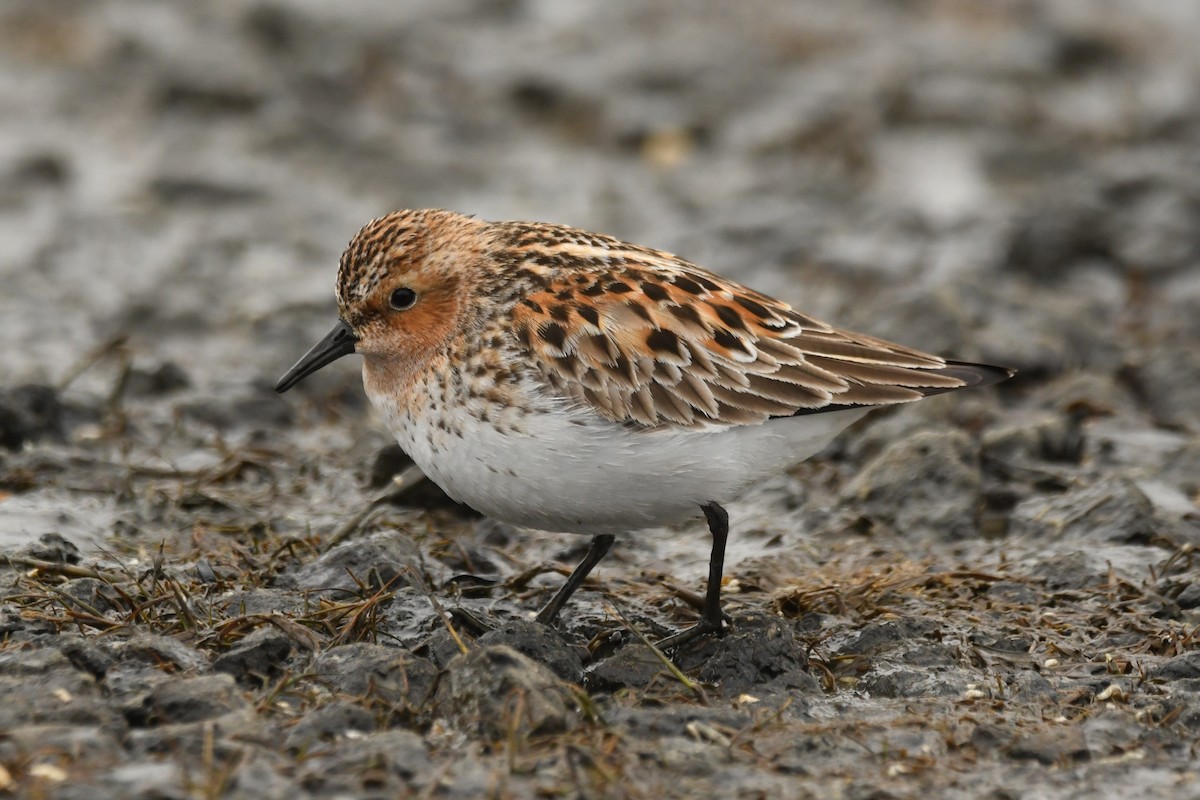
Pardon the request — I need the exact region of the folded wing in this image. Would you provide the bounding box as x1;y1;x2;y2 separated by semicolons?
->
508;238;1010;430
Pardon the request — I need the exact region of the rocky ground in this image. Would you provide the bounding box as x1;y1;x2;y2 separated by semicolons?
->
2;1;1200;797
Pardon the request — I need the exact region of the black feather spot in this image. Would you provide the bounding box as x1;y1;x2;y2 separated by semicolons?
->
734;295;773;319
646;328;682;356
581;283;605;296
625;301;652;321
522;299;543;313
667;303;704;326
713;304;745;330
549;304;571;321
538;322;568;350
607;282;634;294
712;328;750;354
692;274;721;291
641;282;669;302
672;276;704;295
532;252;565;268
578;306;600;326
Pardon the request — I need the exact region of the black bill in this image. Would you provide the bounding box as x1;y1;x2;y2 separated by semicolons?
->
275;319;358;393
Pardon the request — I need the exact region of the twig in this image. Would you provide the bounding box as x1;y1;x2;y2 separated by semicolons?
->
605;600;707;704
56;334;129;391
412;574;469;656
2;555;114;581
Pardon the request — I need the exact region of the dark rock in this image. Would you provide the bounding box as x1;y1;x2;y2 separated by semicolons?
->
837;617;939;657
283;532;422;595
1127;346;1200;429
586;644;668;692
143;674;247;725
1011;478;1157;545
685;615;819;696
126;717;258;762
645;735;733;775
58;577;122;615
178;391;293;430
1007;727;1089;764
843;430;983;540
156;81;264;116
418;629;473;669
1176;582;1200;610
1153;652;1200;682
57;636;116;678
105;633;209;673
1030;551;1106;591
368;443;413;489
859;666;973;698
1004;188;1109;278
385;467;476;514
0;384;64;450
222;759;297;800
216;588;312;617
124;361;191;397
0;603;56;638
895;642;959;667
284;701;376;751
1109;185;1200;275
25;532;82;564
212;627;295;684
149;176;265;206
969;722;1010;753
294;730;429;796
985;581;1040;605
981;412;1085;466
0;645;74;675
0;648;119;729
1082;710;1146;757
433;645;575;739
10;152;71;188
1010;670;1057;702
309;643;438;714
475;619;585;682
1176;698;1200;731
102;663;175;723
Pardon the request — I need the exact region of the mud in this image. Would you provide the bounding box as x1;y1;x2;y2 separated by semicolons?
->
2;1;1200;798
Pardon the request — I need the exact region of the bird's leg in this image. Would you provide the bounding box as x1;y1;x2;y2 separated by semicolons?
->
535;533;616;626
657;501;731;649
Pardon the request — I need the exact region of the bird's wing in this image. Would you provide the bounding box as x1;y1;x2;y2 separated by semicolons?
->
509;241;1006;430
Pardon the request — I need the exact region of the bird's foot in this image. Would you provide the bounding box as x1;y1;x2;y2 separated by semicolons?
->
654;612;730;650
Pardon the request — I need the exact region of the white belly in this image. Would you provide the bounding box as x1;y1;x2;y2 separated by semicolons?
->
371;383;866;534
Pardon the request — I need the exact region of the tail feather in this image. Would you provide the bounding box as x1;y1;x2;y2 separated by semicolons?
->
937;360;1016;389
786;359;1014;417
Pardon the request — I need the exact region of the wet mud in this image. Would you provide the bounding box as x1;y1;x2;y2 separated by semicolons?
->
2;1;1199;798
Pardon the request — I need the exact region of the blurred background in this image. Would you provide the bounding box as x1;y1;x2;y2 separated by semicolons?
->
1;0;1199;546
4;5;1200;794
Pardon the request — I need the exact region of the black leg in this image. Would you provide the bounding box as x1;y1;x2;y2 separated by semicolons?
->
699;501;729;629
657;501;731;648
535;533;615;626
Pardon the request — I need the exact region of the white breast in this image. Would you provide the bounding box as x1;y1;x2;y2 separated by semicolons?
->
368;376;866;535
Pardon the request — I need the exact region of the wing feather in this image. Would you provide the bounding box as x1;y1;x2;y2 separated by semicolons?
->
505;229;1010;429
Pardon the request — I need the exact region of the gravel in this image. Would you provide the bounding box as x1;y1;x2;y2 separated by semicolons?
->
2;1;1199;797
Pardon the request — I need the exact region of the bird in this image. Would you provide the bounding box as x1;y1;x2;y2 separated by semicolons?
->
276;209;1012;646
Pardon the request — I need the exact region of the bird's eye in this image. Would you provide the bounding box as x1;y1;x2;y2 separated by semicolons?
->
389;287;418;310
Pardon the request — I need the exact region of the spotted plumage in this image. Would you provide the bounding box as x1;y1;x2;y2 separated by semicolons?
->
277;208;1013;643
